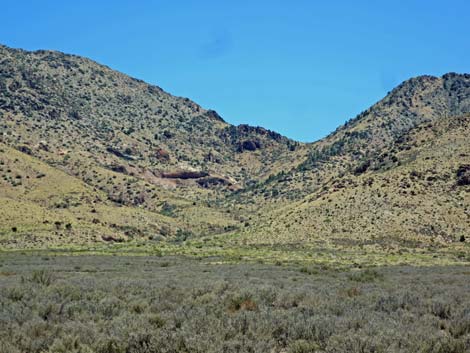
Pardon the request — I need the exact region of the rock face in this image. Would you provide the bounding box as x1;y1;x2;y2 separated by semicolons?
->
216;124;294;154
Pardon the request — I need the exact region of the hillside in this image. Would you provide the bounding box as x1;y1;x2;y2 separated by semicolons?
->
0;141;244;248
0;44;305;247
0;43;469;252
237;114;470;248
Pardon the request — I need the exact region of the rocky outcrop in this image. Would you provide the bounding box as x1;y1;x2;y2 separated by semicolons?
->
161;170;209;179
238;140;261;152
204;109;225;122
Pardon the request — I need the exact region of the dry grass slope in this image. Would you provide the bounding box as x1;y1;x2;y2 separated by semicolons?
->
237;115;470;251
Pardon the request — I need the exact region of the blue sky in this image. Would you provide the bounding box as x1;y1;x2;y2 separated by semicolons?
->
2;1;469;141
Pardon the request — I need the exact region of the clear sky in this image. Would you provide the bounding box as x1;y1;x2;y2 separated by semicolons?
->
2;1;469;142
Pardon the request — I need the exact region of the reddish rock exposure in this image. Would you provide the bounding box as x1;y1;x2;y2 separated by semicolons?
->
155;148;170;162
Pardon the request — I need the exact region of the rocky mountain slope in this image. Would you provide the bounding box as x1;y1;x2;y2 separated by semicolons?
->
0;44;469;249
238;114;470;247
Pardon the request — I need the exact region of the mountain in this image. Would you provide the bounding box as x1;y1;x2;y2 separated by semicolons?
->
0;44;469;250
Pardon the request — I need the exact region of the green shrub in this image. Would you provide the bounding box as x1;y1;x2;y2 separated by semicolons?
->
29;269;55;286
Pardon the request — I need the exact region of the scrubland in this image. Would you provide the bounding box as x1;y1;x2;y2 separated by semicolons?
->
1;254;469;352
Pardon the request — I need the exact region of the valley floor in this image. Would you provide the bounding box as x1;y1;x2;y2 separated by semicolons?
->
0;253;470;352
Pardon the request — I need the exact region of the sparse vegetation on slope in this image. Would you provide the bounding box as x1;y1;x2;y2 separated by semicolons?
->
238;115;470;248
0;43;469;258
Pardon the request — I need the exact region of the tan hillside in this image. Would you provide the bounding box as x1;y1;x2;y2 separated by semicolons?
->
0;141;243;248
237;114;470;247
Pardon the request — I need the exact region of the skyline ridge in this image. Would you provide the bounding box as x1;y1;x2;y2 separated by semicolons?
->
1;42;468;144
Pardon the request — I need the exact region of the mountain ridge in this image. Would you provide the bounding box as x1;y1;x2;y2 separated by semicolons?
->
0;43;469;252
